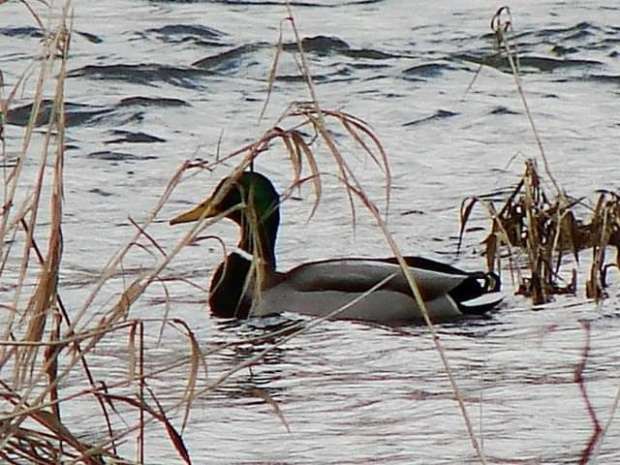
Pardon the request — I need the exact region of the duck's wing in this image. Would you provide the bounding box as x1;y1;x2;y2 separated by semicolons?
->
383;256;473;276
283;257;473;301
258;257;502;322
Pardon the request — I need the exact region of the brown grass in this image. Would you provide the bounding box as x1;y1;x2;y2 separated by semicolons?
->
460;7;620;305
0;2;199;463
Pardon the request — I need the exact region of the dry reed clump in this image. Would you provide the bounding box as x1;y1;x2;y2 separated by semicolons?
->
0;3;203;463
460;159;620;305
459;7;620;305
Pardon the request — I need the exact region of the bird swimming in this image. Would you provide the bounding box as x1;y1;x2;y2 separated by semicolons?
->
170;171;502;324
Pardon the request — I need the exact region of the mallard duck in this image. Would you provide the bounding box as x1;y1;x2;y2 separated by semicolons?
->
170;171;502;323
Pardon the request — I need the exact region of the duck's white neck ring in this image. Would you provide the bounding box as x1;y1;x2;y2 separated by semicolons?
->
233;248;253;261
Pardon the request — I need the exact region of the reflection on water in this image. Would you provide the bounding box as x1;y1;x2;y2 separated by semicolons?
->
2;0;620;463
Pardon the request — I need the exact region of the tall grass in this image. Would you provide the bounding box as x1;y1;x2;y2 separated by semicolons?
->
0;2;201;463
460;7;620;305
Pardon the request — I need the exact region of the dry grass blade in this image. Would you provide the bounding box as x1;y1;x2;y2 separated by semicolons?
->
575;321;602;464
18;0;46;30
330;109;391;206
289;130;322;217
259;20;285;122
149;387;193;465
458;197;480;254
491;6;562;196
11;18;70;382
101;393;192;465
326;110;390;174
43;307;62;427
251;388;291;433
591;378;620;463
167;318;206;433
284;1;321;109
278;128;303;180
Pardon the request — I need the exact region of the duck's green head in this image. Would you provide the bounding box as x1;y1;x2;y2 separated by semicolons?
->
170;171;281;265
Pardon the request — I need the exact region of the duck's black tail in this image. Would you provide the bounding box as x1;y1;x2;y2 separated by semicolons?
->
451;271;503;315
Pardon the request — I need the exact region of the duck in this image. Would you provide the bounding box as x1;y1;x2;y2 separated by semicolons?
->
170;171;502;324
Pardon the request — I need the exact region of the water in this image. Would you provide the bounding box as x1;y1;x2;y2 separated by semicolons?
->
2;0;620;463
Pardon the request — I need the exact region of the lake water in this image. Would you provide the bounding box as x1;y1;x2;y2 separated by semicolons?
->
1;0;619;463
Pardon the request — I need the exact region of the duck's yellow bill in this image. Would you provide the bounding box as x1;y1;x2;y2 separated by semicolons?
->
169;199;217;225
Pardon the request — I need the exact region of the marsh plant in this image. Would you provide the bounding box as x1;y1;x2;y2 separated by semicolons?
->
460;7;620;305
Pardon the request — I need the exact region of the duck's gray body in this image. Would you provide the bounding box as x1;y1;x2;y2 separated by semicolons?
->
238;255;502;323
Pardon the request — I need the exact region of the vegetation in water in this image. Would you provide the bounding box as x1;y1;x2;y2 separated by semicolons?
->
460;7;620;305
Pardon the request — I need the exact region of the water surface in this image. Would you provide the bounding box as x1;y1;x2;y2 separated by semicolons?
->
1;0;619;463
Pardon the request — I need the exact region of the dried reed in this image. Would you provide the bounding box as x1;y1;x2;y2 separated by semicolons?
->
0;2;199;463
460;8;620;305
